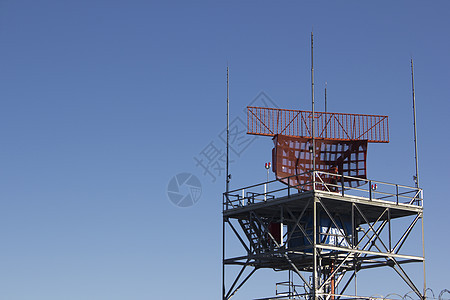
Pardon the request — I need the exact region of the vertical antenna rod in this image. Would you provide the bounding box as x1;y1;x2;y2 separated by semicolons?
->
311;34;318;300
411;58;426;300
223;66;230;300
311;31;316;171
226;66;230;193
411;59;419;188
325;82;327;138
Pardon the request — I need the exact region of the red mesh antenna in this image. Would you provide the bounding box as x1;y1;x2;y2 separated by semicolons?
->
272;135;368;190
247;106;389;143
247;106;389;190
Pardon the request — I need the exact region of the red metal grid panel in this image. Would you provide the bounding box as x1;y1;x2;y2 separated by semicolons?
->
272;135;368;190
248;106;389;143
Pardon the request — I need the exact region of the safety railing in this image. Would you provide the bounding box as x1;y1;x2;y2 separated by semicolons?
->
275;281;305;299
223;171;423;211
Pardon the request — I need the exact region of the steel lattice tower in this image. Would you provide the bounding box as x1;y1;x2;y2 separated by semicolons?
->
222;106;425;300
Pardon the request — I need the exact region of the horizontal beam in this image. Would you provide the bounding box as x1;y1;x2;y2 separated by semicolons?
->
316;244;424;262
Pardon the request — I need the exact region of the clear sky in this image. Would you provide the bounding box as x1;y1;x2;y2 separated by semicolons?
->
1;1;449;299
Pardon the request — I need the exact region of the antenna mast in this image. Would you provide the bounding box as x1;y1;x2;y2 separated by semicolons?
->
411;58;426;300
226;66;230;193
223;66;230;300
325;82;327;138
311;31;315;171
411;59;419;188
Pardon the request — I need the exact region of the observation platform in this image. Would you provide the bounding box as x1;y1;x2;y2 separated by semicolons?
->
223;171;423;223
223;171;423;273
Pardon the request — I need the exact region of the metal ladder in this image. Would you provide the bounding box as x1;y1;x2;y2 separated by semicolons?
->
238;218;265;253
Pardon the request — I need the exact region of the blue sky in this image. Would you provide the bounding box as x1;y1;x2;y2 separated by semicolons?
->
0;1;449;299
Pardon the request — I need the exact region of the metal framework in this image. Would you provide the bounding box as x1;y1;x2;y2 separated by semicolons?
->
222;171;425;300
247;106;389;143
